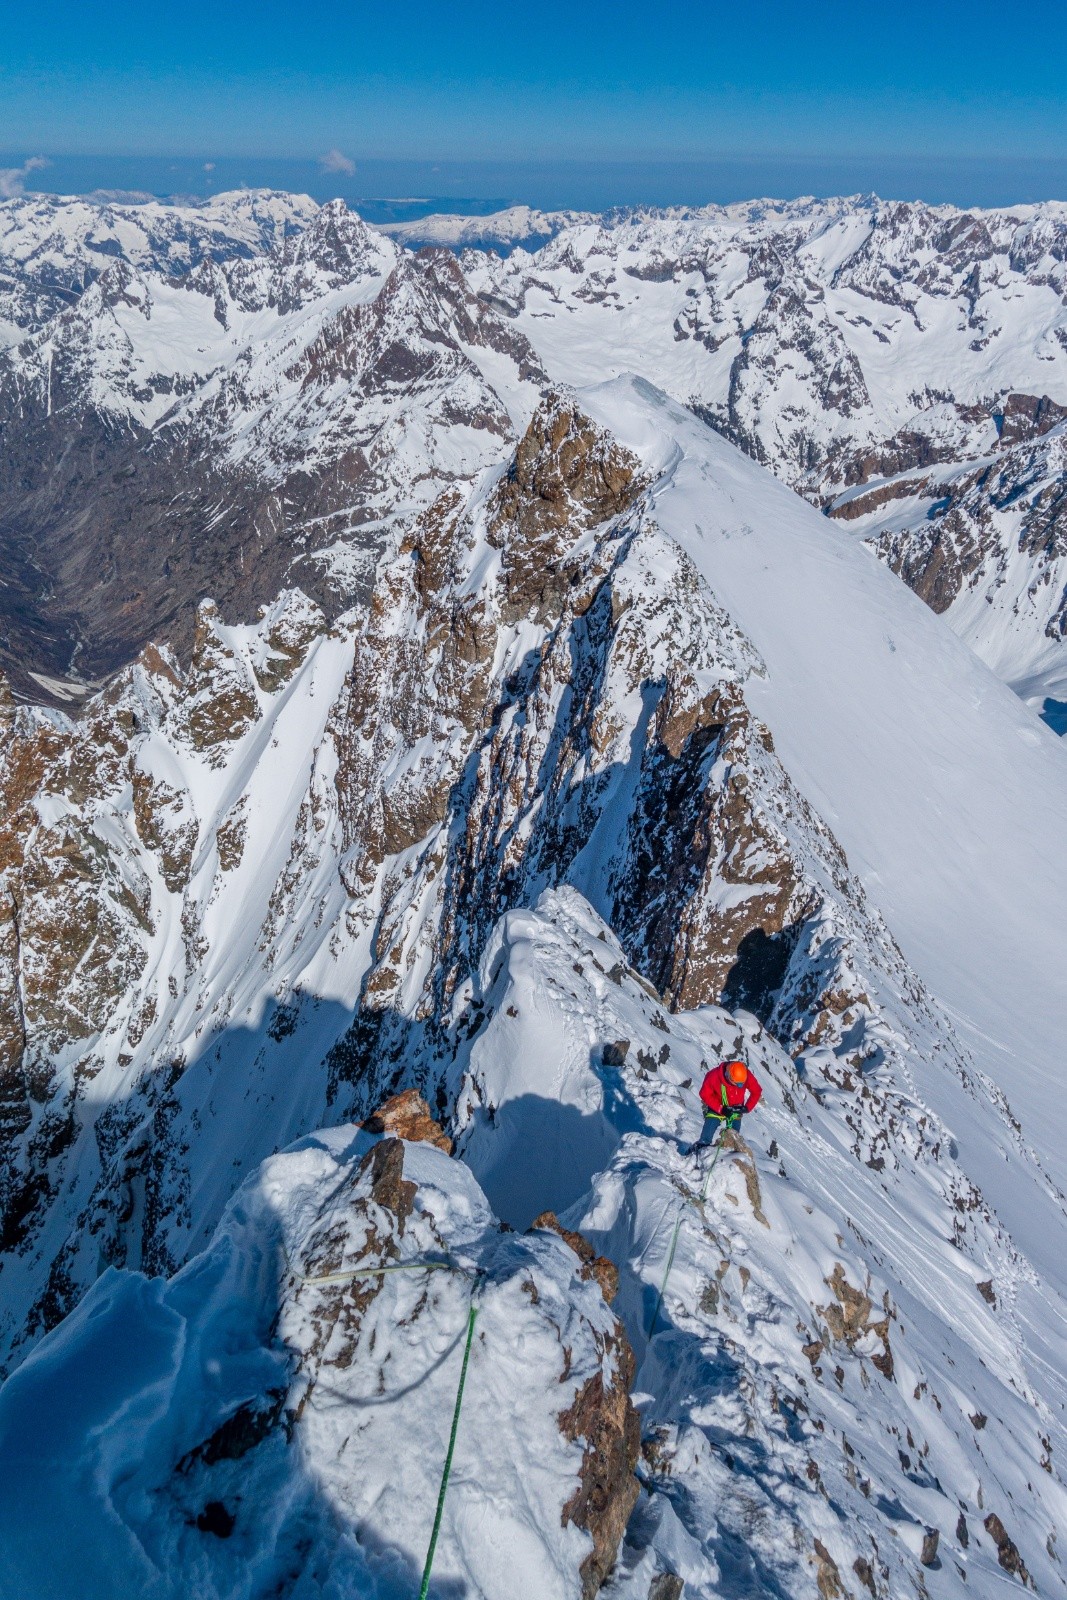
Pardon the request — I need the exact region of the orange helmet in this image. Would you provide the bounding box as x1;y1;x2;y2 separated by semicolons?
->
724;1059;748;1085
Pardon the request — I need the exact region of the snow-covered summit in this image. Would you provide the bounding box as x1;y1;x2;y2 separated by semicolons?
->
376;202;595;254
0;187;318;346
466;195;1067;717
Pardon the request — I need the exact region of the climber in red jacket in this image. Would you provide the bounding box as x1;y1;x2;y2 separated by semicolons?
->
696;1058;762;1145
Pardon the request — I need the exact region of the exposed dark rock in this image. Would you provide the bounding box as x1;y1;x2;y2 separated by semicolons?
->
984;1513;1031;1585
195;1501;235;1538
364;1089;453;1153
177;1389;287;1472
648;1576;684;1600
559;1330;641;1599
490;395;643;624
362;1136;417;1229
997;392;1067;448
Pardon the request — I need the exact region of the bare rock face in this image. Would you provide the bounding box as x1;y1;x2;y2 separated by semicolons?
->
560;1335;641;1600
611;677;803;1010
325;389;957;1185
132;767;198;892
489;395;644;623
997;391;1067;448
364;1090;453;1153
176;602;261;760
817;1263;895;1381
983;1513;1032;1586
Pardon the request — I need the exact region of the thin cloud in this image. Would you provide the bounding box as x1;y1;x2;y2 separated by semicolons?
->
0;155;49;200
320;148;356;176
203;161;216;173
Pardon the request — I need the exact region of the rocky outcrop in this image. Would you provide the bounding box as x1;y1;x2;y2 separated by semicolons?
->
363;1089;453;1152
997;391;1067;448
176;602;261;759
531;1210;620;1303
489;396;643;623
560;1336;641;1599
839;422;1067;686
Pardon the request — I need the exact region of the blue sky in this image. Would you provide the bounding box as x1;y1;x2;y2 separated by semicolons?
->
1;0;1066;205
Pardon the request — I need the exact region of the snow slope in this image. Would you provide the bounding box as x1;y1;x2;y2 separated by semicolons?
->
459;889;1067;1597
582;376;1067;1218
0;1125;635;1600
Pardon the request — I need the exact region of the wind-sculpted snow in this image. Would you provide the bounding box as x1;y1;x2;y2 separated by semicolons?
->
0;1125;639;1599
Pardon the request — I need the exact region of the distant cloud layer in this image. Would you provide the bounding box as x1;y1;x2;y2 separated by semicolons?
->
0;156;49;199
320;148;355;175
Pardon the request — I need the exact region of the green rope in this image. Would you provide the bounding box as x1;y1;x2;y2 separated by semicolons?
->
418;1296;479;1600
296;1249;481;1596
648;1125;730;1337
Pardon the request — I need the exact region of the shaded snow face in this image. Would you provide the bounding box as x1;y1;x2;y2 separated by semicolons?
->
0;1128;637;1600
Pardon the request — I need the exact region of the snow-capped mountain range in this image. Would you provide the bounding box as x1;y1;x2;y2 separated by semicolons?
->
0;190;1065;1600
1;188;1064;725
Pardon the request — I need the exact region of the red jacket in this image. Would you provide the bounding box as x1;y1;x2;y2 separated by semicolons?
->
699;1062;762;1118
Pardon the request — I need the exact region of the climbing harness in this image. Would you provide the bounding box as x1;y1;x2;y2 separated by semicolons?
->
648;1129;731;1338
295;1251;482;1600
